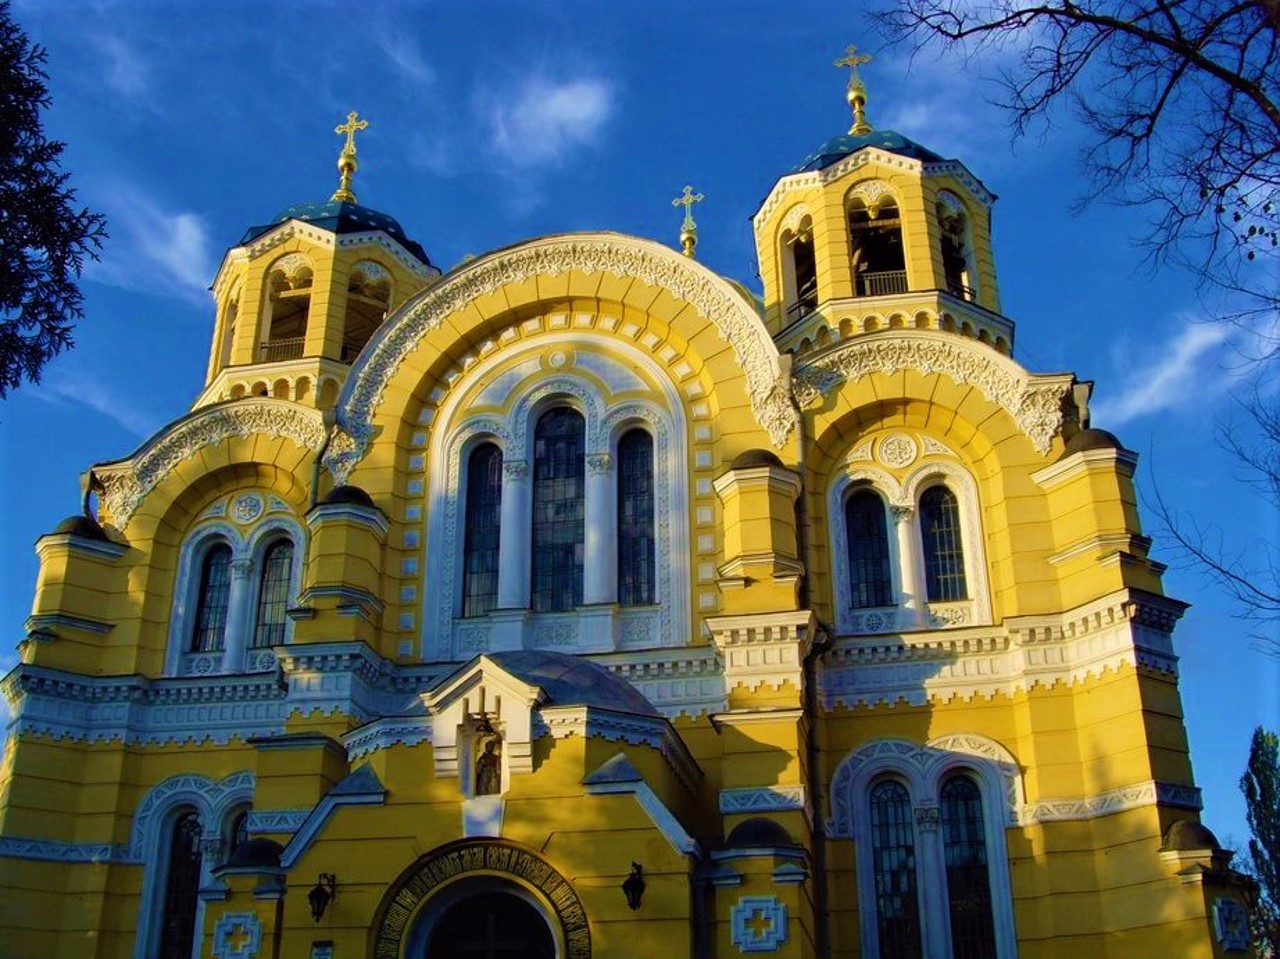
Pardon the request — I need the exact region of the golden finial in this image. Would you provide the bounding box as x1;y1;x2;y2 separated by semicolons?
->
331;111;370;203
671;185;705;258
834;45;874;135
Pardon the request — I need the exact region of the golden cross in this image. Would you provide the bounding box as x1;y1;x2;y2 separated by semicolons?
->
226;922;252;952
834;45;874;135
834;44;873;71
335;110;369;157
671;185;705;258
745;909;773;939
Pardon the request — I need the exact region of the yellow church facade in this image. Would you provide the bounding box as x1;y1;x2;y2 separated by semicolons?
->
0;71;1257;959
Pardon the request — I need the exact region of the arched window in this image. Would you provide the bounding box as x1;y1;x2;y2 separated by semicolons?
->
845;489;893;608
192;544;232;652
941;775;997;958
227;807;250;857
869;780;923;959
531;408;585;613
850;197;907;296
158;809;203;959
617;429;655;605
788;228;818;321
252;540;293;648
260;254;312;362
462;442;503;617
920;485;968;601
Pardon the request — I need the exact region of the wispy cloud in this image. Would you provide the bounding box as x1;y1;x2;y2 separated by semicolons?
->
1091;319;1237;427
30;366;162;441
86;185;214;305
93;33;151;99
375;27;436;87
484;76;615;169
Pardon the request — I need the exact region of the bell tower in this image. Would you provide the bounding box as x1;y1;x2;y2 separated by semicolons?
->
197;112;441;409
754;50;1007;354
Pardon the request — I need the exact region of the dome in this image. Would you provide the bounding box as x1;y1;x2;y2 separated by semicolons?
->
725;817;797;848
792;129;945;174
322;484;377;508
730;449;785;470
482;650;657;717
1060;428;1125;459
240;200;433;267
223;838;284;869
52;515;109;541
1161;820;1222;852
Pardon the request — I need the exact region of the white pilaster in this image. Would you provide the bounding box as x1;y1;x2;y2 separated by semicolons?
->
497;460;530;609
220;558;255;674
583;452;615;605
892;505;923;628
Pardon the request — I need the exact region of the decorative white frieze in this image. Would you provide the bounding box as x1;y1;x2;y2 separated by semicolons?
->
707;611;817;693
244;809;309;835
719;785;809;819
536;706;701;794
1018;780;1202;825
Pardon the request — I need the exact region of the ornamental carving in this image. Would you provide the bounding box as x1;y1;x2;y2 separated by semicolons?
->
337;236;794;476
95;402;326;529
372;841;591;959
876;433;918;469
792;334;1069;455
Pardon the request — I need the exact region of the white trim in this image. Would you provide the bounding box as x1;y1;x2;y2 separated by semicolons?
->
583;777;701;857
1031;446;1139;487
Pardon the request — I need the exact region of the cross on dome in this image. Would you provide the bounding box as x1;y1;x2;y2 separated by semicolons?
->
834;45;874;135
331;110;370;203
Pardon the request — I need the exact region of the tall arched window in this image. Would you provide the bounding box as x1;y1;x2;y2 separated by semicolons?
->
462;442;503;617
531;408;585;613
869;780;923;959
192;544;232;652
788;229;818;320
850;197;907;297
252;540;293;648
920;485;968;602
941;775;997;958
845;489;893;608
159;809;203;959
617;429;655;605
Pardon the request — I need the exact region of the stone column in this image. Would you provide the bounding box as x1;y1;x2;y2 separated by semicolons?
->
582;452;615;605
496;460;530;610
913;803;949;959
891;505;924;628
221;558;255;674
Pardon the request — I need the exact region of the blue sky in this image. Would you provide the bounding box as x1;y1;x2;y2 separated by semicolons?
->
2;1;1276;848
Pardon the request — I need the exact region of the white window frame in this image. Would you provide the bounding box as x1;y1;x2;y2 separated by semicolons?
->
424;333;690;661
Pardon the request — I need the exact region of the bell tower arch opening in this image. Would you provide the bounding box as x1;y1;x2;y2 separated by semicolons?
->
937;190;977;301
259;253;313;362
848;186;906;297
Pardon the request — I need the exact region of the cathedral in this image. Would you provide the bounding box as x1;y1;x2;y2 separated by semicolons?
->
0;54;1257;959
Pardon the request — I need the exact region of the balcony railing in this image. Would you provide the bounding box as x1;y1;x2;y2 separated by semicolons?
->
258;337;305;362
786;293;819;322
856;270;909;297
946;281;976;302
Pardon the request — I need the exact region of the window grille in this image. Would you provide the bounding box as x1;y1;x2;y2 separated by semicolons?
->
531;408;585;612
920;486;968;601
845;489;893;608
159;810;203;959
941;776;997;959
252;540;293;648
462;443;503;617
870;780;924;959
192;545;232;652
617;429;656;605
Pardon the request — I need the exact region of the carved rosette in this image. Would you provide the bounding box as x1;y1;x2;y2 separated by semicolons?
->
792;334;1069;455
335;235;797;477
95;401;326;529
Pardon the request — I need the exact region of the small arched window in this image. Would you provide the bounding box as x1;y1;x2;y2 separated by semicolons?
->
920;485;968;602
531;408;585;613
617;429;655;605
941;775;997;958
788;228;818;321
192;544;232;652
252;540;293;648
462;443;503;617
869;780;923;959
845;489;893;608
158;809;203;959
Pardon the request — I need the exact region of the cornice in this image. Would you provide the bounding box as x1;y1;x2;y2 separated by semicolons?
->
538;705;702;794
34;532;128;561
791;330;1072;455
1031;446;1139;488
92;400;326;530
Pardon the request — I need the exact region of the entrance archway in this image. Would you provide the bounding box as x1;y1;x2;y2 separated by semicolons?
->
425;886;555;959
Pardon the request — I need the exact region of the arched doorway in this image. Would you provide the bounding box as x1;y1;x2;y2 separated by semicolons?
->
426;887;555;959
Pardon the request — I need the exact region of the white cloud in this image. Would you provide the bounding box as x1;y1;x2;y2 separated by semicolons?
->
86;185;214;305
485;76;614;168
375;27;436;86
94;34;150;99
30;366;161;441
1091;319;1237;427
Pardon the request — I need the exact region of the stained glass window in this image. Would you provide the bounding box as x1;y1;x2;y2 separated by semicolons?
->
462;443;503;617
252;540;293;648
846;489;893;608
192;544;232;652
531;408;584;612
159;810;203;959
920;486;968;601
941;776;997;959
617;429;655;605
870;780;923;959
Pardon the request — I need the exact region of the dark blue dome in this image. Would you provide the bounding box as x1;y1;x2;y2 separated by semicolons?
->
792;129;944;174
240;200;432;267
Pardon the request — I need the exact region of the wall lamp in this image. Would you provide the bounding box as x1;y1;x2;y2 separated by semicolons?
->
622;862;645;911
309;873;337;923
